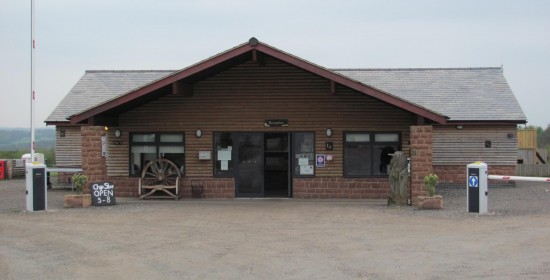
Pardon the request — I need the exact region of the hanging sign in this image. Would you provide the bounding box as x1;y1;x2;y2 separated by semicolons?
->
101;135;107;157
264;119;288;127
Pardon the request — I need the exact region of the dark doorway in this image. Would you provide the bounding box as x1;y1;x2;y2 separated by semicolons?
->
264;133;290;197
234;133;264;197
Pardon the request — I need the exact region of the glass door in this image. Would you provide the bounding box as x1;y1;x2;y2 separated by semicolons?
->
264;133;290;197
234;133;264;197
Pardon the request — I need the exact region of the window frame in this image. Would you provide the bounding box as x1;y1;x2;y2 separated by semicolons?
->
343;131;401;178
291;132;316;178
129;132;185;177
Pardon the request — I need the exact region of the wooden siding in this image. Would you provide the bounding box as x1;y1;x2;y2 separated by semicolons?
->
516;164;550;177
55;127;82;167
433;125;517;166
109;57;414;177
517;129;537;149
106;131;129;176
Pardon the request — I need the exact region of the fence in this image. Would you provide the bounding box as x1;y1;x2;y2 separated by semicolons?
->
516;164;550;177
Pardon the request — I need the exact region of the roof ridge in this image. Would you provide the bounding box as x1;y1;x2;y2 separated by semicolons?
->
331;67;502;71
85;70;177;73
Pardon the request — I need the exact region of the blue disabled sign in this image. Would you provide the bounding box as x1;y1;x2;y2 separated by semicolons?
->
468;175;479;188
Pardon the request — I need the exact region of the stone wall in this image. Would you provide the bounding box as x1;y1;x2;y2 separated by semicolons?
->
81;126;108;194
410;126;433;199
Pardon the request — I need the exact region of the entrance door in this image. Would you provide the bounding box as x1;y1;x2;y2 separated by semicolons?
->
234;133;264;197
264;133;290;197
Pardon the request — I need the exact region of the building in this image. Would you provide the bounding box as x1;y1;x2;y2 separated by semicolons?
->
46;38;526;199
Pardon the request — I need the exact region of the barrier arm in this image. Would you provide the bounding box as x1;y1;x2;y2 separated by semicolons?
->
487;175;550;183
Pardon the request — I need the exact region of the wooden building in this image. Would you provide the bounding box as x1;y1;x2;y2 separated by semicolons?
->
46;38;526;199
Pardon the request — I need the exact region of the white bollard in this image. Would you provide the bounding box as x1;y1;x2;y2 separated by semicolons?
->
467;162;488;214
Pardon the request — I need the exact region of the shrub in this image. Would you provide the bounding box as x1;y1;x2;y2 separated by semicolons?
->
71;173;88;194
424;174;439;196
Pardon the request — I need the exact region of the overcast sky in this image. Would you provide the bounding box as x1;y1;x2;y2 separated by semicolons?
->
1;0;549;128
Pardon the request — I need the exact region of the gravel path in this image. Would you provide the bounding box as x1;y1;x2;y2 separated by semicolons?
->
1;179;549;279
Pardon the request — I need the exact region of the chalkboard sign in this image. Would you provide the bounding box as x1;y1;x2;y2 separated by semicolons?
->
90;182;116;206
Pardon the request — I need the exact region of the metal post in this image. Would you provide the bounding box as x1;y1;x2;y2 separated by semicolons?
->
30;0;36;161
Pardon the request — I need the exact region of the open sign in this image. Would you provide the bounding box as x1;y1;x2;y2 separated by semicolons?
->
90;182;116;206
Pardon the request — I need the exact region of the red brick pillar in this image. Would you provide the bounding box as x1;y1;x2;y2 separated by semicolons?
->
81;126;108;193
410;125;433;200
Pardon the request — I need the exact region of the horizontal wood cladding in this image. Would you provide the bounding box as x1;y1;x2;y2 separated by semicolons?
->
106;131;129;177
113;57;414;177
55;127;82;167
433;125;517;166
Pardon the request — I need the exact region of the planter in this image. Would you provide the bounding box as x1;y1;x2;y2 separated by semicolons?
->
63;194;92;208
415;195;443;210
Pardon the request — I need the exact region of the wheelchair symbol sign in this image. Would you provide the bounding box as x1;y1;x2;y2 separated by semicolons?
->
469;175;479;188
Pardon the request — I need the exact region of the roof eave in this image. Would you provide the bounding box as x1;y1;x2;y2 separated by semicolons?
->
254;44;448;124
70;43;253;124
70;39;448;125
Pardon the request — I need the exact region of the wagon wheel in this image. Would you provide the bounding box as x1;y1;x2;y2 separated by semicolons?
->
141;158;181;187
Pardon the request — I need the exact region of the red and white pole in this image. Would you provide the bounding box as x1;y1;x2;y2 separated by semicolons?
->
488;175;550;183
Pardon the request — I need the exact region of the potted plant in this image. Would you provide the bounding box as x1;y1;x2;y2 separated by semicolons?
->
63;173;92;208
416;173;443;210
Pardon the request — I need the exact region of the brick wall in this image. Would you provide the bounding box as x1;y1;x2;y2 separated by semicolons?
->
434;165;516;186
180;177;235;199
81;126;108;194
293;177;389;199
410;126;433;199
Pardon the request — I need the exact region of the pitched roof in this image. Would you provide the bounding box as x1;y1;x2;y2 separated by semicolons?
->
333;68;526;122
46;70;173;124
46;39;526;125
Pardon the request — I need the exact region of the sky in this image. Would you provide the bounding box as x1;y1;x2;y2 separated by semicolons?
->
1;0;549;128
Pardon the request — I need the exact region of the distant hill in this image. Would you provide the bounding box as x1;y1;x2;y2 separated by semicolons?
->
0;127;55;151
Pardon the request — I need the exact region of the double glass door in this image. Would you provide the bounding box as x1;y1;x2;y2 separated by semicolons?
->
234;133;290;198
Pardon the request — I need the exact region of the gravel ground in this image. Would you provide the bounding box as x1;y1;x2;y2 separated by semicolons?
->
1;179;549;279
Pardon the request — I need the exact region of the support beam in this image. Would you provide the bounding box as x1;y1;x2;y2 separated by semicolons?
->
252;49;265;66
172;81;194;97
330;80;336;95
415;115;425;125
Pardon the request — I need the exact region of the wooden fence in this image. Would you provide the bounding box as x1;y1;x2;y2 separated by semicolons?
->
516;164;550;177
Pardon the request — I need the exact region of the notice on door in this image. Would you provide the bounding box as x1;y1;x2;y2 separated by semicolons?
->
221;160;229;171
218;150;232;161
300;165;314;175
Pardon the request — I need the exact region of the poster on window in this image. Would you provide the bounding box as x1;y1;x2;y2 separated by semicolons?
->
300;165;314;175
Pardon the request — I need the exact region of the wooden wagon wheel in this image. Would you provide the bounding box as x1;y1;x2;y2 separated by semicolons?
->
140;158;181;187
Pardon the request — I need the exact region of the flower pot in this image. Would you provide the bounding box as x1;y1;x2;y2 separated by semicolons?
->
415;195;443;210
63;194;92;208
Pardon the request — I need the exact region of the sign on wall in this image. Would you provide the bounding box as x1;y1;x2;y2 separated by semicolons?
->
316;154;326;167
90;182;116;206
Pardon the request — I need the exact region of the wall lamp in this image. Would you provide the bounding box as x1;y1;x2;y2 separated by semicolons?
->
195;129;202;138
326;128;333;137
456;125;463;130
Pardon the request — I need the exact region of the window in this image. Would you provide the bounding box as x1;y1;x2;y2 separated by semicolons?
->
213;132;234;177
344;132;400;177
292;132;315;177
130;133;185;176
